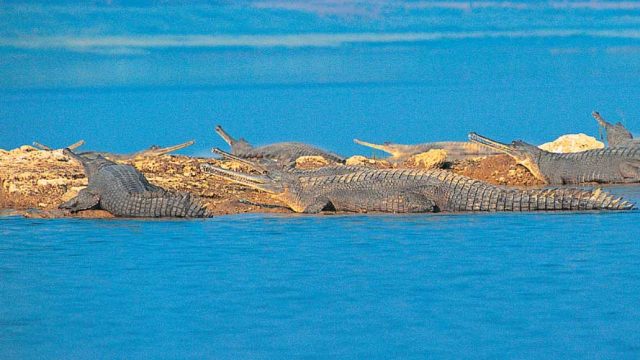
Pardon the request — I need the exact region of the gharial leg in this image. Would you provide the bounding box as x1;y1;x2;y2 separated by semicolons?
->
620;160;640;182
58;189;100;212
301;197;333;214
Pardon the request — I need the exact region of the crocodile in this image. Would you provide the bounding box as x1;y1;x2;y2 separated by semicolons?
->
353;138;499;162
34;140;194;160
201;155;633;213
80;140;195;160
33;140;85;151
215;125;344;165
469;132;640;185
59;149;210;217
592;111;639;148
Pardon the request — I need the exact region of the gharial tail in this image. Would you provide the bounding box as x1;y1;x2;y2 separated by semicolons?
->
438;172;635;211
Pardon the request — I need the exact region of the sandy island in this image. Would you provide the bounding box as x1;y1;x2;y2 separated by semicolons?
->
0;145;548;218
0;134;605;218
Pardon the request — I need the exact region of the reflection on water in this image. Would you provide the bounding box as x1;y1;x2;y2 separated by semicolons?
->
1;196;640;358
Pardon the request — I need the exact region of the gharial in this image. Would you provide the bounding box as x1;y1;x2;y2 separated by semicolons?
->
201;150;634;213
33;140;85;151
469;132;640;185
215;125;344;165
59;148;210;217
34;140;195;160
592;111;639;148
353;138;499;162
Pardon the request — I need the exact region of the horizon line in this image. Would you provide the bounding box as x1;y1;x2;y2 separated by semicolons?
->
4;29;640;51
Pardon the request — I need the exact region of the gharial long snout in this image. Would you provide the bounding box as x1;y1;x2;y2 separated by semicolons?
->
200;163;281;194
62;148;87;164
592;111;611;128
211;148;269;174
145;140;195;156
468;132;518;156
215;125;236;145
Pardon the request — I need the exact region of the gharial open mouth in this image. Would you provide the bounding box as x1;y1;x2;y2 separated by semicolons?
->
200;162;280;194
214;125;235;145
468;132;517;155
211;148;268;174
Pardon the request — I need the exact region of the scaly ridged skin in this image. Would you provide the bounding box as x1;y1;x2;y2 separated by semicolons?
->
533;147;640;184
234;142;345;164
469;132;640;185
354;139;499;161
215;125;344;164
202;163;634;213
60;151;210;218
286;168;633;213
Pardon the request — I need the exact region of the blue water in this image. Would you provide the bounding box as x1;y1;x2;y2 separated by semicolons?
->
2;206;640;359
3;2;640;358
2;2;640;153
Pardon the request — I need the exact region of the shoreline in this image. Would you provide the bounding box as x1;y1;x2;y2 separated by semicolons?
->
1;145;545;218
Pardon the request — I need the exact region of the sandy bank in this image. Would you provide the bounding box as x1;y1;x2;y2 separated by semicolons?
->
0;146;542;218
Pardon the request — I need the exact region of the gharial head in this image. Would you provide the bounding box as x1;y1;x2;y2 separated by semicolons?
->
214;125;254;154
592;111;634;147
205;148;285;191
468;132;548;182
63;148;114;180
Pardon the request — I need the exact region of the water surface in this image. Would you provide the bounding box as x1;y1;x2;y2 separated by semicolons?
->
1;186;640;358
3;2;640;358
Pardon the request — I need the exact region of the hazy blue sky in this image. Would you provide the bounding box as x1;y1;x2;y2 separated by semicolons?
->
2;1;640;155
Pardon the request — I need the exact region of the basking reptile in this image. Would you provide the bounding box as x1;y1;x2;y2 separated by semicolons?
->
60;149;210;217
469;132;640;185
80;140;195;160
592;111;639;148
33;140;85;151
353;138;499;162
34;140;194;160
201;156;633;213
215;125;344;164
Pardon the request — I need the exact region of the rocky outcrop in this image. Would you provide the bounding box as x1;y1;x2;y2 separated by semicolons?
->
403;149;447;169
538;134;604;153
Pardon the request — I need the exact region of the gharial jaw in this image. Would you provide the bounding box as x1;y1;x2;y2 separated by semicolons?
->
353;138;412;160
516;157;548;183
468;132;549;184
592;111;635;147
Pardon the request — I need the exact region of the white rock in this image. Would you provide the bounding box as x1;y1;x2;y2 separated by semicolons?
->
539;134;604;153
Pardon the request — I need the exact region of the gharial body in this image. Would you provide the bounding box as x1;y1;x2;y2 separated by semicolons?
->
592;111;640;148
60;149;210;217
34;140;195;160
353;138;499;162
215;125;344;164
201;154;633;213
469;132;640;185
